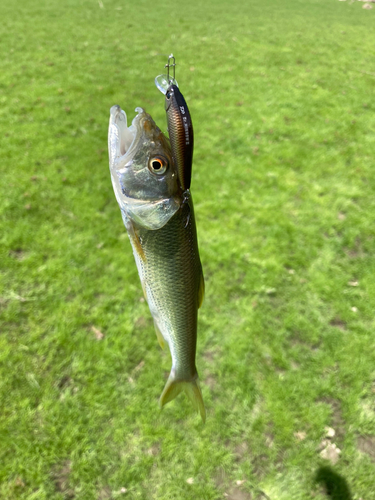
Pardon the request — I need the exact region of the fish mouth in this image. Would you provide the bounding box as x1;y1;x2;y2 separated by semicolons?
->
108;105;146;167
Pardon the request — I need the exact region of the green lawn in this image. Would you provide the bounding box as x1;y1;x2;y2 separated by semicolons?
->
1;0;375;498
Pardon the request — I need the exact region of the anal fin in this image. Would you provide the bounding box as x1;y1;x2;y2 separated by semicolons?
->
153;320;166;350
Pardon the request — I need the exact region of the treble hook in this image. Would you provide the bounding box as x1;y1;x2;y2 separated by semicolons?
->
165;54;176;85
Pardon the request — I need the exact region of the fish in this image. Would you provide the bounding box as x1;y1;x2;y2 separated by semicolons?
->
164;84;194;191
108;105;205;421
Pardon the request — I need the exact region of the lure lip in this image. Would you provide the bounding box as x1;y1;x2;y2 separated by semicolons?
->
155;74;178;95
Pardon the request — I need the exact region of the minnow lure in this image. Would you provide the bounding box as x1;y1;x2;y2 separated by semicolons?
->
155;54;194;191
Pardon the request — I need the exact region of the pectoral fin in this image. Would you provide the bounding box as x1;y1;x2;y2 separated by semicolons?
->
129;230;146;263
121;210;147;265
123;216;147;300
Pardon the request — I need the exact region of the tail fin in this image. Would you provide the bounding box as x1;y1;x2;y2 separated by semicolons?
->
159;375;206;423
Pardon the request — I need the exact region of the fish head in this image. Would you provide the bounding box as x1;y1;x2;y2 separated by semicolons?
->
109;106;182;230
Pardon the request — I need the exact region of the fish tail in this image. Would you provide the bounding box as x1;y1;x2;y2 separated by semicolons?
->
159;375;206;423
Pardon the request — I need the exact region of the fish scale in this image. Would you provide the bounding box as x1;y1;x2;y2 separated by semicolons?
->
136;199;201;380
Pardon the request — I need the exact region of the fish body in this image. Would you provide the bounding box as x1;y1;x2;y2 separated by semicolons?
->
108;105;205;421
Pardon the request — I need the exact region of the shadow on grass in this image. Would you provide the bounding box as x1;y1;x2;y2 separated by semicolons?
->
315;466;352;500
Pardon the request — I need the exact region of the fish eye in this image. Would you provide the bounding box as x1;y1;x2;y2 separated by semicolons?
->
148;155;168;175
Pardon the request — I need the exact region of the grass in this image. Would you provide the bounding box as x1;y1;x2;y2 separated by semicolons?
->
1;0;375;498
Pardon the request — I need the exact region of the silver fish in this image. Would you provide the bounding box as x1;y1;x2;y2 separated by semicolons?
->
108;106;205;421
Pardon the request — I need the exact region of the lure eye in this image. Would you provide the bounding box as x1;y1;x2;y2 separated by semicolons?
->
148;155;168;175
166;90;171;99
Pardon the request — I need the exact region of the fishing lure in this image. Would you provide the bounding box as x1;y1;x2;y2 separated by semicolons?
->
155;55;194;191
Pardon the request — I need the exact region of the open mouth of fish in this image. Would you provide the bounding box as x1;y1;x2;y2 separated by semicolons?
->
108;105;145;167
